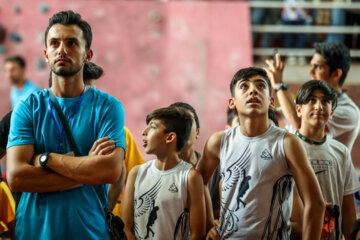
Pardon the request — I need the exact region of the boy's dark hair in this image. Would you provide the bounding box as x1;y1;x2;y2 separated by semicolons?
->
83;62;103;81
314;42;351;87
296;80;338;109
146;106;193;151
227;107;238;126
5;55;26;68
230;67;271;96
169;102;200;129
45;10;92;50
268;109;279;127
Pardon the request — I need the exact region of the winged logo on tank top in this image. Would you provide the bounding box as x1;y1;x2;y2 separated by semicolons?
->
219;144;252;237
134;179;161;239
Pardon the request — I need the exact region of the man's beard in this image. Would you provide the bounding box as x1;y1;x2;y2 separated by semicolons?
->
51;63;82;77
10;76;22;85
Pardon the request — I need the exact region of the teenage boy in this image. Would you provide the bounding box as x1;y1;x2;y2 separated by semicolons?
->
122;106;205;240
294;80;360;239
197;67;325;239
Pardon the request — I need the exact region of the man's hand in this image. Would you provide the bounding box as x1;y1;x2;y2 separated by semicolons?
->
264;53;285;89
206;220;220;240
89;137;115;156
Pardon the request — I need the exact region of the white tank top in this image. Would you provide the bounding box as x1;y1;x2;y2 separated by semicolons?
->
133;160;192;240
218;125;294;239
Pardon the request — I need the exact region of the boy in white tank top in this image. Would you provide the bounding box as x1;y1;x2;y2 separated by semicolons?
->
196;67;325;239
293;80;360;239
122;106;205;240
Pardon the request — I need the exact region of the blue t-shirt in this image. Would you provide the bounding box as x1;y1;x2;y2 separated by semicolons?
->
7;86;126;240
10;80;40;109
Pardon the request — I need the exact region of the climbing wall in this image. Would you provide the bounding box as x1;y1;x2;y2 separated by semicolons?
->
0;0;252;163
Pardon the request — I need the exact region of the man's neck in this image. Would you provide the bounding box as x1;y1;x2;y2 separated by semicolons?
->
239;114;270;137
155;151;181;171
298;124;326;142
14;78;26;90
179;147;197;166
51;73;85;98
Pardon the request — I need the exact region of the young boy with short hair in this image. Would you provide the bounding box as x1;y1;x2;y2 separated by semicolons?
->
122;106;205;240
169;102;201;167
197;67;325;239
294;80;360;239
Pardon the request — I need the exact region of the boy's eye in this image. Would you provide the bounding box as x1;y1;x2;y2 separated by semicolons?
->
258;83;266;89
239;83;248;89
308;98;316;103
322;99;330;104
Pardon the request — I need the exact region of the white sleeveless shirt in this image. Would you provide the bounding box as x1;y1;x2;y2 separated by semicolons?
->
133;160;192;240
218;125;294;239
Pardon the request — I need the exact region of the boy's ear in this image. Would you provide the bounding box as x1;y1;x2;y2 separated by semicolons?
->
270;97;275;110
228;97;236;110
330;68;343;87
165;132;176;145
195;128;200;140
296;104;302;118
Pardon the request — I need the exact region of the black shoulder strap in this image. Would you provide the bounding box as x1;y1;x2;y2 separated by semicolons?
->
48;89;81;157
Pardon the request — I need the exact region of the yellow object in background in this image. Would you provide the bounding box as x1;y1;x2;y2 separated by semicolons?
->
112;127;145;216
0;181;15;235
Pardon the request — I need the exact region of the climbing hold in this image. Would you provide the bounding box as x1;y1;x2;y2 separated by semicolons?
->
13;6;20;13
38;4;50;13
36;59;46;70
0;24;6;43
0;45;6;54
10;32;21;43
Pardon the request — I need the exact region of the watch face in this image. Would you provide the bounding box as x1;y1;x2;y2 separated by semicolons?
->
40;155;47;163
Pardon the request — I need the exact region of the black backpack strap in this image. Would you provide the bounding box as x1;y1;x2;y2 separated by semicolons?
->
48;89;81;156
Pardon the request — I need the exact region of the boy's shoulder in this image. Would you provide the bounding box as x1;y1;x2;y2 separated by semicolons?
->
128;163;148;179
326;137;350;160
208;130;225;147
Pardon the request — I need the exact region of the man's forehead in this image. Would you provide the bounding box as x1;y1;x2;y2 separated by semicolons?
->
4;61;20;69
47;24;84;41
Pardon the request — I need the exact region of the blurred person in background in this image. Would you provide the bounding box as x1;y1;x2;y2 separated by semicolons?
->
4;56;40;109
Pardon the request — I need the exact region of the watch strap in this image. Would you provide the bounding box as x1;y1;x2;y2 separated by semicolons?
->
274;82;288;93
39;152;51;171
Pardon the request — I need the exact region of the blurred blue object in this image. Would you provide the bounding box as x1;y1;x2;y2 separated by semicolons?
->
38;4;50;13
0;45;6;54
13;5;20;13
355;176;360;212
10;32;21;43
36;59;46;70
